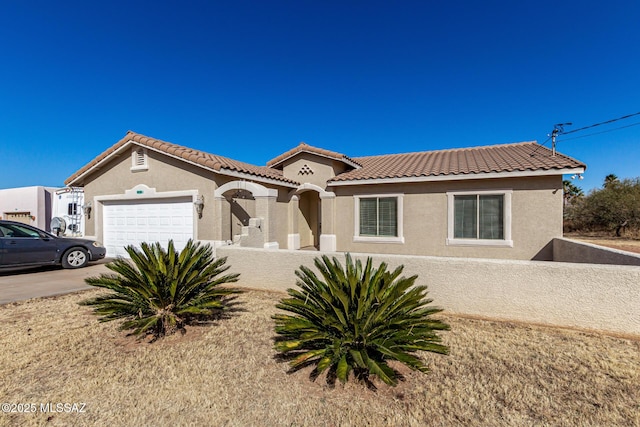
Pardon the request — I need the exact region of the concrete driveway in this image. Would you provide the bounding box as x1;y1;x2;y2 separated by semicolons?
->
0;259;113;304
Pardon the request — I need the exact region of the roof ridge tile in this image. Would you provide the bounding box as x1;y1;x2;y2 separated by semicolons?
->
331;141;584;183
266;142;362;169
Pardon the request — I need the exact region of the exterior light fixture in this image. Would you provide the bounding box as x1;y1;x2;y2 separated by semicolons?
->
194;195;205;218
82;202;92;219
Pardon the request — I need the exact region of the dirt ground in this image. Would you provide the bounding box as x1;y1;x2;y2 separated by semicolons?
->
1;289;639;427
565;232;640;254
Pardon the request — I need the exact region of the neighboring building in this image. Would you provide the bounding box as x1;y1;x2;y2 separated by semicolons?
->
0;186;86;236
65;131;586;260
51;187;85;236
0;186;56;231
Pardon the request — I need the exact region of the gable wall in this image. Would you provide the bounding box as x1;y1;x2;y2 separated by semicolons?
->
331;175;563;260
281;153;345;187
82;148;220;241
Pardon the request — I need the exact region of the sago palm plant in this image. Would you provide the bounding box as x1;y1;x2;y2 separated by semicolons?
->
273;254;449;387
80;239;241;339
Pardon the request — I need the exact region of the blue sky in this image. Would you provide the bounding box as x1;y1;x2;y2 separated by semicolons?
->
1;0;638;193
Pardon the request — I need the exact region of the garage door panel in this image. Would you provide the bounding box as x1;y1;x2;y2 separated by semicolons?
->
103;198;194;258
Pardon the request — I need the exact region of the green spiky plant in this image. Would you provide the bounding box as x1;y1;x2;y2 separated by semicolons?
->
80;239;241;339
273;254;449;387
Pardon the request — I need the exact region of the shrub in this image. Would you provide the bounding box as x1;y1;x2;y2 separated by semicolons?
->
80;239;241;339
566;176;640;236
273;254;449;387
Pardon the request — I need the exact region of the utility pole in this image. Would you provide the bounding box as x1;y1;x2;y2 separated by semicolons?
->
551;128;558;157
551;122;572;156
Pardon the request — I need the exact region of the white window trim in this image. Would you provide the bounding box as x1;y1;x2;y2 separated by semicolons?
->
130;147;148;171
353;194;404;244
446;189;513;247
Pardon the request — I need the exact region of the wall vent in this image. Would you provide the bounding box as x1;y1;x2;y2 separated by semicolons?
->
131;147;148;171
298;164;314;175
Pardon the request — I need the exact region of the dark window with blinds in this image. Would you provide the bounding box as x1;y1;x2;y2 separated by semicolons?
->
359;197;398;237
454;194;504;239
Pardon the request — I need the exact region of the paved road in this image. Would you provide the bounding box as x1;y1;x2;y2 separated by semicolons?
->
0;259;113;304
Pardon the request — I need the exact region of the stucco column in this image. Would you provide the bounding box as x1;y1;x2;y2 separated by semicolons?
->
288;195;300;250
212;196;225;245
255;195;279;249
319;192;336;252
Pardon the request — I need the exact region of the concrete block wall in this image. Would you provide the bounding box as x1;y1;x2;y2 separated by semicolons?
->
216;246;640;337
553;237;640;266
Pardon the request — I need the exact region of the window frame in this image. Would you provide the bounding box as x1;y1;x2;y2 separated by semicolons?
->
353;194;404;244
67;203;78;215
446;189;513;247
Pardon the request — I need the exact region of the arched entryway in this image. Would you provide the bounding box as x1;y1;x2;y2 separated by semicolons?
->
298;190;321;249
288;183;336;252
213;181;279;249
222;189;255;242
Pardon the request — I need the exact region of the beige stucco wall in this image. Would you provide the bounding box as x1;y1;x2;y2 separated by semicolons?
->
330;175;563;260
216;246;640;337
273;196;290;248
82;149;220;240
281;153;346;187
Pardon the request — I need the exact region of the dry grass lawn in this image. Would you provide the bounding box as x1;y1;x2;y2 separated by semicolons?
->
1;289;639;427
566;231;640;255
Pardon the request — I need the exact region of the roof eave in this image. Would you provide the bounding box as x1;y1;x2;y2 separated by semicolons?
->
65;140;136;186
66;138;299;189
327;167;586;186
216;168;300;188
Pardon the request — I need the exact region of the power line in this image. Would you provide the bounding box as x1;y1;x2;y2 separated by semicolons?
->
529;135;551;157
562;111;640;135
559;121;640;141
532;111;639;157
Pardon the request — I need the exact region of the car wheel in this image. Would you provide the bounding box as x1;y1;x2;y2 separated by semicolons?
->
62;248;89;269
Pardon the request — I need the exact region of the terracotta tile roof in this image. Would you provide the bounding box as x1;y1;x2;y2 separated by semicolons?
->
66;133;585;189
65;131;299;186
266;142;362;169
329;142;586;183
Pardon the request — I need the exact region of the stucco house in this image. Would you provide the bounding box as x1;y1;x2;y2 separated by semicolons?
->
65;131;585;260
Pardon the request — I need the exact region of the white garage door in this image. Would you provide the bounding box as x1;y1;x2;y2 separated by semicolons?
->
103;198;194;258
